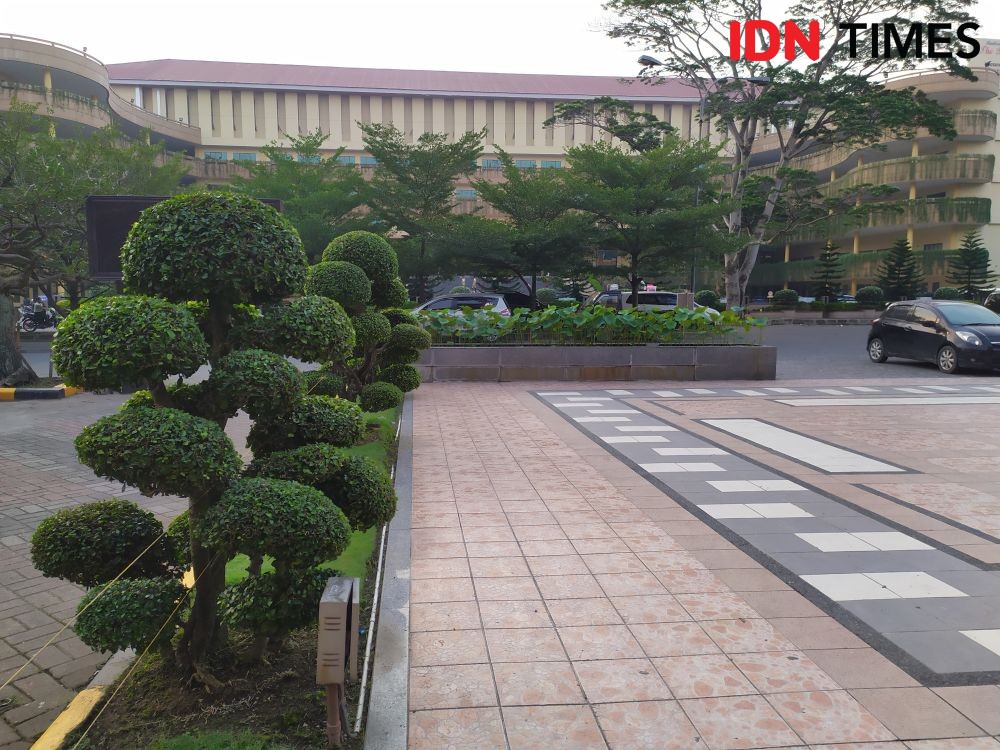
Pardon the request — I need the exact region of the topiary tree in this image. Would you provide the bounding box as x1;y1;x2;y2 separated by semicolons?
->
360;381;404;412
932;286;961;300
301;368;347;398
694;289;721;309
772;289;799;307
855;285;885;306
304;261;372;314
450;285;473;294
377;363;421;393
535;288;559;307
42;192;393;676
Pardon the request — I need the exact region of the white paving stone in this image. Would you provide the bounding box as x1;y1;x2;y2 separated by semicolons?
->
765;387;798;393
734;389;767;396
745;503;812;518
652;447;726;456
778;396;1000;406
961;629;1000;656
653;390;682;397
588;409;639;414
615;425;678;432
686;389;716;395
554;402;606;408
640;462;726;473
699;504;762;519
602;436;671;444
796;533;879;552
802;573;899;601
707;479;806;493
575;417;631;423
866;572;967;599
538;391;581;396
606;389;634;395
852;532;933;551
565;396;613;401
816;388;850;395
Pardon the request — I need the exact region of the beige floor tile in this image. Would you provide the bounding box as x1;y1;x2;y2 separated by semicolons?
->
558;624;645;660
655;569;730;594
652;654;757;699
547;598;623;627
410;601;482;632
462;526;516;542
702;618;798;654
849;687;983;740
573;658;672;703
732;651;841;693
629;621;721;657
680;695;802;749
526;554;590;576
595;700;704;749
804;649;918;689
609;594;691;625
536;574;605;600
580;552;647;574
676;591;760;621
411;630;489;667
409;664;497;710
408;706;506;750
469;556;530;577
503;704;608;750
410;558;471;579
595;571;667;597
766;690;896;745
411;578;476;604
932;685;1000;734
473;576;540;601
493;661;586;706
520;539;577;556
485;627;567;663
478;600;552;629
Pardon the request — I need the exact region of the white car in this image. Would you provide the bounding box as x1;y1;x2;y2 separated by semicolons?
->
588;290;719;316
414;293;513;316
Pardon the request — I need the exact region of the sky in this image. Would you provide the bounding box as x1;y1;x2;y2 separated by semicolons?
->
3;0;999;76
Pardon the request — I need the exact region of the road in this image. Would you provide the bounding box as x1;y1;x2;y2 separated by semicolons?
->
18;325;1000;383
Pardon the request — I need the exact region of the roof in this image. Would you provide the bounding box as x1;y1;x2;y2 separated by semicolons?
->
106;59;698;101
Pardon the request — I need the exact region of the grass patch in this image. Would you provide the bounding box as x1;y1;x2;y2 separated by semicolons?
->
224;527;376;587
150;730;293;750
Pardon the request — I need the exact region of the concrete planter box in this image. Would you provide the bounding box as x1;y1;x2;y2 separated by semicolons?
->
416;345;776;382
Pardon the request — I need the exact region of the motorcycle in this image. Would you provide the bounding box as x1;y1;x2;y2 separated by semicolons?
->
17;308;59;333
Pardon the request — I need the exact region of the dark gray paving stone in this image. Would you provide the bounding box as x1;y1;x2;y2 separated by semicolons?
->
882;630;1000;674
772;550;979;575
839;599;954;632
720;517;850;535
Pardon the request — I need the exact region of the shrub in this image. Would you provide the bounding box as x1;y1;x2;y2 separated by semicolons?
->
323;455;397;531
76;407;241;497
301;368;347;398
933;286;962;300
31;499;176;587
450;285;472;294
121;389;155;411
694;289;721;308
52;296;207;390
377;363;421;393
855;285;885;305
322;231;399;287
304;261;371;314
372;279;409;308
247;395;364;455
382;323;432;365
219;568;330;638
263;295;355;364
75;578;187;653
381;308;416;327
196;478;351;566
535;288;559;307
210;349;301;419
771;289;799;306
359;381;404;412
122;192;306;303
166;511;191;569
351;311;392;349
247;443;348;486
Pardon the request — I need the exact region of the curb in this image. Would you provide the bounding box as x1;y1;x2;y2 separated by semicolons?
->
29;650;134;750
0;385;84;401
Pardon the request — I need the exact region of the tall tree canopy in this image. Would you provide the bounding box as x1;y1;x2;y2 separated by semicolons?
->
544;96;675;153
946;230;995;300
605;0;975;304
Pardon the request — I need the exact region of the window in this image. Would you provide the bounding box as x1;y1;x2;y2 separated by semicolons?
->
641;292;678;306
541;160;562;169
297;154;321;164
360;156;378;166
884;304;913;320
337;155;356;165
514;159;537;169
922;243;943;252
204;151;227;162
481;158;501;169
453;296;498;310
424;299;455;310
233;152;256;162
455;189;477;200
912;306;938;325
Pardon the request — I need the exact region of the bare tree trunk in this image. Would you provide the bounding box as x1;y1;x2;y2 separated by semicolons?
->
630;254;640;309
723;177;785;307
0;296;34;385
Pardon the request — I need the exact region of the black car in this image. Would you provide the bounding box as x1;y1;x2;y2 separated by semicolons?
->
867;300;1000;373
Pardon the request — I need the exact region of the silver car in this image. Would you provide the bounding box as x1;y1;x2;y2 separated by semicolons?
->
414;293;513;316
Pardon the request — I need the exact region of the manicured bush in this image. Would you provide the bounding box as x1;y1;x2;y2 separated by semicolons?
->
381;308;417;327
771;289;799;306
210;349;301;419
360;381;404;412
372;279;409;308
322;455;397;531
322;231;399;286
855;285;885;305
377;363;421;393
166;511;191;569
247;395;365;455
52;296;207;390
76;407;241;497
121;192;307;303
262;295;355;363
351;311;392;348
247;443;348;486
195;478;351;567
219;568;331;638
450;285;473;294
301;368;347;398
75;577;188;653
535;288;559;307
933;286;962;300
694;289;721;308
304;261;371;314
30;499;176;587
382;323;432;365
121;389;155;411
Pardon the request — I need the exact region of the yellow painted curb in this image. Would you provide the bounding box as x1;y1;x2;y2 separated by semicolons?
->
62;386;84;397
0;388;14;401
30;686;104;750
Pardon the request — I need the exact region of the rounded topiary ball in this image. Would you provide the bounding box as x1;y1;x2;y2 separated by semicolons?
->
325;455;397;531
219;568;331;638
301;369;347;398
535;288;559;307
211;348;302;419
378;364;421;393
372;279;409;308
166;510;191;569
855;285;885;305
694;289;721;308
304;261;372;314
196;477;351;566
247;443;348;485
381;308;416;327
351;311;392;349
30;499;176;587
933;286;961;300
122;192;307;303
264;295;355;364
359;381;404;412
323;231;399;287
76;407;241;497
75;578;187;653
383;323;432;365
52;296;208;390
247;395;365;455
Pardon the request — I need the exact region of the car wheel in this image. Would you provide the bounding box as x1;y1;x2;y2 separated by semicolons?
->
937;344;959;374
867;337;887;363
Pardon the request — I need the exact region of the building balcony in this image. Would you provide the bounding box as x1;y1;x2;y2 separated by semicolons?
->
0;82;112;131
954;109;997;141
818;154;994;196
179;156;251;181
787;197;991;242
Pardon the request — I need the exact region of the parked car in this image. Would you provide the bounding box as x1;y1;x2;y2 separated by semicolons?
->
867;300;1000;373
587;289;719;315
414;293;513;316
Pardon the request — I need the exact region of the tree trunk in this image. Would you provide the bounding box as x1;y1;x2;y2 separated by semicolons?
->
630;254;640;309
0;296;34;385
180;497;227;669
530;270;537;308
724;177;785;307
66;281;81;309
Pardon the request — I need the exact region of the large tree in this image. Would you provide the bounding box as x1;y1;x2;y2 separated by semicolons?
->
605;0;973;305
562;135;738;306
545;96;675;153
811;240;844;301
231;130;366;260
360;124;485;300
946;230;995;300
877;238;925;301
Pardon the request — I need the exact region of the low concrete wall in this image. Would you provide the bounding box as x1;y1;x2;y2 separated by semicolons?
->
416;345;776;382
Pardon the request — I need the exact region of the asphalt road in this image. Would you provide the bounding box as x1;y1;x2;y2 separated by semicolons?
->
18;325;1000;383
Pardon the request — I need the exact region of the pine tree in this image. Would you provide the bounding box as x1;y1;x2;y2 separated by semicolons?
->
811;240;844;301
876;238;925;301
946;230;996;300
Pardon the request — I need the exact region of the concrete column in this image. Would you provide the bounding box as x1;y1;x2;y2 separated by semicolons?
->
783;242;791;290
42;69;52;99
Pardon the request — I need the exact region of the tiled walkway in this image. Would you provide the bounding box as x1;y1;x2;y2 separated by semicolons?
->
407;382;1000;749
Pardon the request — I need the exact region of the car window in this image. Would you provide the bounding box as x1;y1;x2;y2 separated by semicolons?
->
424;298;454;310
641;293;677;306
937;304;1000;326
598;293;618;305
453;297;498;310
884;304;913;320
911;307;938;324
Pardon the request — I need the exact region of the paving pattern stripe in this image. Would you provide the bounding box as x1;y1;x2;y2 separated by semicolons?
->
533;390;1000;685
